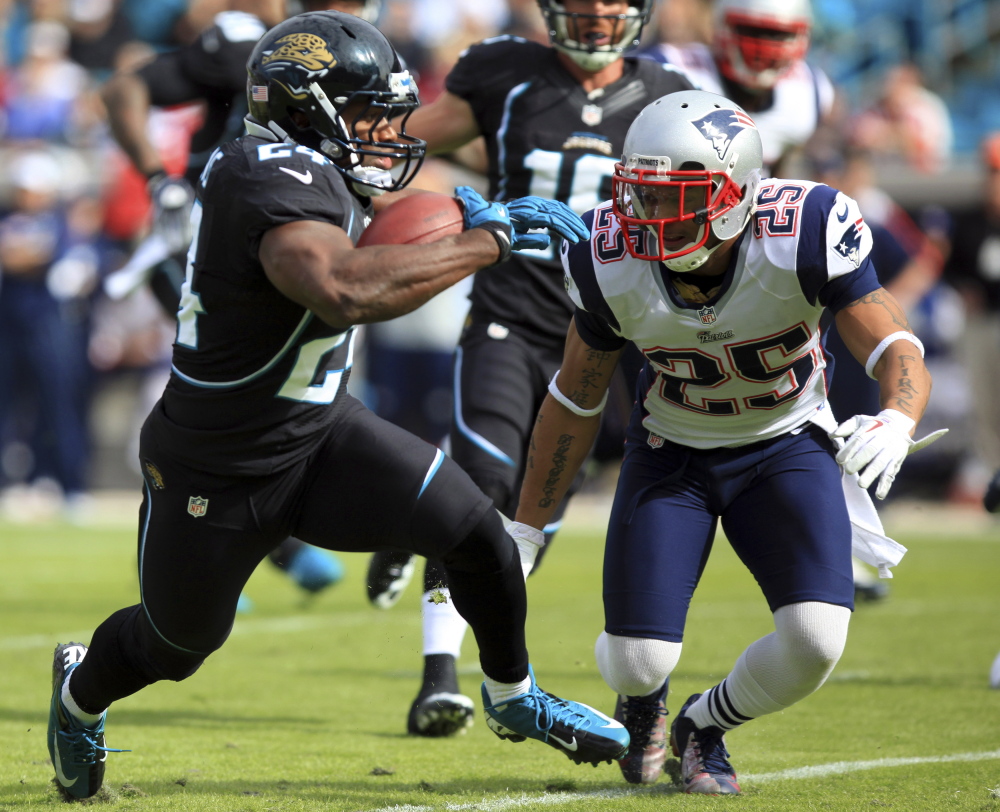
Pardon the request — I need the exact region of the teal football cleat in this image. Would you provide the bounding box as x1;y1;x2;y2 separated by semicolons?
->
287;545;344;594
481;666;629;766
48;643;127;800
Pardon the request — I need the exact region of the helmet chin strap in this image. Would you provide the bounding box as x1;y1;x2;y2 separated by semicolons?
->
307;81;393;196
661;237;726;273
348;166;392;197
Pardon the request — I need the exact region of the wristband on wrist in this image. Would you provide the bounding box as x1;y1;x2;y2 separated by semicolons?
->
547;372;607;417
471;221;512;266
865;331;925;379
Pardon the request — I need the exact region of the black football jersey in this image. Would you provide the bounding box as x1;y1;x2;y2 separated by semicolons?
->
138;11;267;184
145;133;371;476
446;37;693;340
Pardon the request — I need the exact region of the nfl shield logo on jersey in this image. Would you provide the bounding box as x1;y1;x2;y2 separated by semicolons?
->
187;496;209;518
647;433;664;449
698;305;717;325
581;104;603;126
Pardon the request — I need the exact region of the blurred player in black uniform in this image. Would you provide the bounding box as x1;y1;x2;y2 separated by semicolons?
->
363;0;694;739
47;12;628;801
101;0;382;596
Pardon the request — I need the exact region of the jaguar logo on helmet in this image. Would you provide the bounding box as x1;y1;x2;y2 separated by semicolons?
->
834;216;866;268
690;108;757;161
262;32;337;73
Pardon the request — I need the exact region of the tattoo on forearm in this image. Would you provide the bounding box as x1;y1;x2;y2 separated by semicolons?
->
538;433;574;509
887;353;920;416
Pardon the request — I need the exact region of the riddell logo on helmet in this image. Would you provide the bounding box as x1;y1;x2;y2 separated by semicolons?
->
690;109;757;160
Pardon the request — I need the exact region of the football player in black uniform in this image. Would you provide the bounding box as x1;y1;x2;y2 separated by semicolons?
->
364;0;694;740
101;0;381;596
47;12;629;801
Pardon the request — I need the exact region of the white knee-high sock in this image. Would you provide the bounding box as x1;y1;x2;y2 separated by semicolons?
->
595;631;681;697
421;589;469;658
685;602;850;731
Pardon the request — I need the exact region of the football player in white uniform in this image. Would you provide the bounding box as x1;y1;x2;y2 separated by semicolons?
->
511;91;946;793
645;0;900;602
642;0;832;178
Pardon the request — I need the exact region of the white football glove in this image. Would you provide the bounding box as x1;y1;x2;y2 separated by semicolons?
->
506;520;546;580
148;173;195;254
831;408;948;500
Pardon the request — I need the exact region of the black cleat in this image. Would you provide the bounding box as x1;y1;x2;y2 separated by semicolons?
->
366;550;417;609
615;681;669;784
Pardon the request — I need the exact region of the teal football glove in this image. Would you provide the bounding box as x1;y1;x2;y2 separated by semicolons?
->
454;186;512;264
506;196;589;251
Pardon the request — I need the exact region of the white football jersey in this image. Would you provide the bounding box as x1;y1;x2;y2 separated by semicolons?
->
563;179;879;449
641;43;834;175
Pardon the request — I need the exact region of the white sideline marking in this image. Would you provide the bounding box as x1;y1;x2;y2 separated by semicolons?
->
367;750;1000;812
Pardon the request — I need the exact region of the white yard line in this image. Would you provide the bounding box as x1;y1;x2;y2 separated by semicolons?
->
367;750;1000;812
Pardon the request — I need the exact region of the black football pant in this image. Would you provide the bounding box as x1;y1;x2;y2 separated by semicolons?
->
68;397;529;714
422;319;586;592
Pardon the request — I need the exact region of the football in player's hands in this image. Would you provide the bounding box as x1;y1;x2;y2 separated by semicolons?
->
356;192;464;247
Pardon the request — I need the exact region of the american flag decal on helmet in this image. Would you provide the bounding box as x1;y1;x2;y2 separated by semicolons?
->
251;85;269;101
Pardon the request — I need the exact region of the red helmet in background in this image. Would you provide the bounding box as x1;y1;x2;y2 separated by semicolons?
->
713;0;812;91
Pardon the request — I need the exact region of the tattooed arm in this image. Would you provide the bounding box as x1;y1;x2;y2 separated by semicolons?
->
515;320;624;530
833;287;932;425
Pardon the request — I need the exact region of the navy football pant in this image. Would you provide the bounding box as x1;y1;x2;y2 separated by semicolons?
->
603;416;855;644
69;397;528;713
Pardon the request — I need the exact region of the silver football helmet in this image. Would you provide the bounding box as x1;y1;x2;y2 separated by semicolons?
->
537;0;653;72
714;0;812;90
612;90;763;272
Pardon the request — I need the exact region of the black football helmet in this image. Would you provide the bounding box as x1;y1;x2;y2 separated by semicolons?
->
537;0;653;71
246;11;424;194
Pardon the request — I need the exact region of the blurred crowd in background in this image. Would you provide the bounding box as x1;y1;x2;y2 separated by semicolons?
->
0;0;998;522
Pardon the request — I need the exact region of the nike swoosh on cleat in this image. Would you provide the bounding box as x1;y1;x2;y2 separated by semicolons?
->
51;730;78;787
836;203;849;222
549;733;578;751
279;167;313;184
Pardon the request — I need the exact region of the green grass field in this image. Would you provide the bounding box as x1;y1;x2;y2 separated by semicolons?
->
2;497;999;811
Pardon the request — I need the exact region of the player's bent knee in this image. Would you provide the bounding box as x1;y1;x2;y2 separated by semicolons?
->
439;506;510;574
135;610;215;682
474;475;515;518
595;631;681;697
772;601;850;696
775;601;850;665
